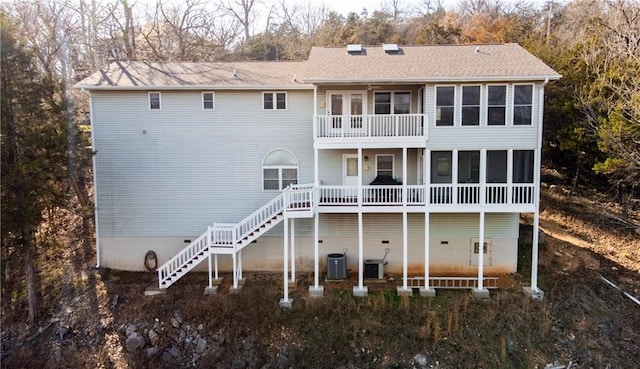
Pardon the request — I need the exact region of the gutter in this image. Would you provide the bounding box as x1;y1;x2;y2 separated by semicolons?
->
72;84;315;91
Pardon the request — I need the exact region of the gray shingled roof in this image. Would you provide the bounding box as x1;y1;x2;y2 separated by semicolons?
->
75;44;560;89
74;61;309;90
303;43;561;83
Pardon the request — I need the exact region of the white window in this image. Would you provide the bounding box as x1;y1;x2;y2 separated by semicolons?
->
513;85;533;125
263;92;287;110
374;92;411;114
461;85;480;126
487;85;506;126
435;86;454;126
149;92;161;110
263;149;298;190
376;154;394;177
202;92;215;110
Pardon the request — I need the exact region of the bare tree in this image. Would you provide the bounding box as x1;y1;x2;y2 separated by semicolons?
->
221;0;260;44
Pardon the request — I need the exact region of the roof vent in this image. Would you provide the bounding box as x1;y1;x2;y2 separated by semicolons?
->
383;43;399;53
475;47;480;53
347;44;363;54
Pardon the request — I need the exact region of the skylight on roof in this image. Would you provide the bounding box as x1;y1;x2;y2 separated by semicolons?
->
383;43;399;53
347;44;363;54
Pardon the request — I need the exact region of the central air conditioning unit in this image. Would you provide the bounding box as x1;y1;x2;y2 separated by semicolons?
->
326;253;347;280
364;259;384;279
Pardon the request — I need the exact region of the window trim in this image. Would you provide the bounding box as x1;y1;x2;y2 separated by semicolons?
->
512;84;534;126
149;92;161;111
375;154;395;178
486;84;507;126
262;149;298;191
202;91;215;111
434;85;456;127
461;85;481;127
374;91;412;115
263;91;288;111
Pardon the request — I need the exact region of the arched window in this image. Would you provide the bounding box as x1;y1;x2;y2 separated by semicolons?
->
263;149;298;190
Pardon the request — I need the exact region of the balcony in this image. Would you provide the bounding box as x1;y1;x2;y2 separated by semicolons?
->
316;183;535;212
313;114;427;148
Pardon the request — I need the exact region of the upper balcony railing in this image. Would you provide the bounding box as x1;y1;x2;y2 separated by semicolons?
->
317;184;535;208
314;114;427;142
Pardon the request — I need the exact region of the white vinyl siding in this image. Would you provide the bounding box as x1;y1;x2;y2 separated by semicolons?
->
92;90;313;237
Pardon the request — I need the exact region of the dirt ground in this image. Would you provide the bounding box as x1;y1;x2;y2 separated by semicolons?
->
1;186;639;369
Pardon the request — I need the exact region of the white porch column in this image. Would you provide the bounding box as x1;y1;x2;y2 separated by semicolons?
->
452;149;459;204
290;219;296;283
507;149;513;204
480;148;487;205
353;147;367;297
314;148;319;186
238;250;243;282
309;212;324;297
398;147;411;296
280;218;292;307
473;211;490;298
524;81;546;300
214;254;219;280
208;253;213;288
232;251;238;289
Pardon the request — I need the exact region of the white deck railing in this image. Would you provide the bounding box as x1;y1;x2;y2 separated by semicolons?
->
314;114;426;139
317;184;535;206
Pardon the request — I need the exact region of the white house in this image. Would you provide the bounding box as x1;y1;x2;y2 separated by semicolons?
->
76;43;561;306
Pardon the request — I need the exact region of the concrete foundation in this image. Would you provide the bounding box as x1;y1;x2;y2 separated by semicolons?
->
396;287;413;297
353;286;369;297
472;288;491;299
523;286;544;300
308;285;324;298
419;288;436;297
279;298;293;308
203;286;218;295
144;287;166;296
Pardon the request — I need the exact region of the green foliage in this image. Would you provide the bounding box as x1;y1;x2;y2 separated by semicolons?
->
0;13;69;245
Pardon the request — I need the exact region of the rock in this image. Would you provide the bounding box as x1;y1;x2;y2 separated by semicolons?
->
212;331;226;345
179;330;187;343
146;347;160;358
231;358;247;369
196;337;207;354
198;324;204;331
413;354;428;367
125;324;137;337
275;353;289;369
203;346;223;362
125;333;145;352
169;346;181;358
173;311;184;325
171;318;181;328
148;329;160;346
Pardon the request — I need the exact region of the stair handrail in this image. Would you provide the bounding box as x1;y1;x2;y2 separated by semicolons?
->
235;192;286;243
157;231;209;288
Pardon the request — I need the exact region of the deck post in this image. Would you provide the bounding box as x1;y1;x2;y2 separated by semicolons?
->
231;251;238;290
214;254;219;280
238;250;243;282
353;147;367;297
398;147;412;296
420;211;435;296
309;212;324;297
290;218;296;283
473;211;490;298
208;253;212;288
280;218;292;307
452;149;459;204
